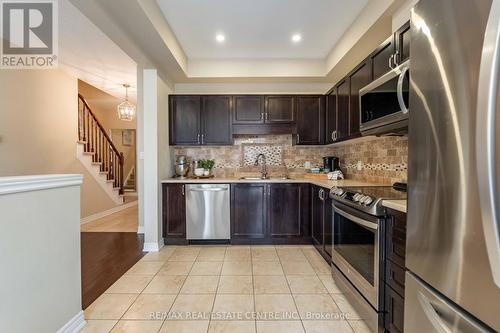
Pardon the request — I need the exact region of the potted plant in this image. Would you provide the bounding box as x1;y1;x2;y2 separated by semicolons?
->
198;159;215;176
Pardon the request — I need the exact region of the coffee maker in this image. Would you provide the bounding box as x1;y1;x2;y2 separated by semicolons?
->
323;156;340;172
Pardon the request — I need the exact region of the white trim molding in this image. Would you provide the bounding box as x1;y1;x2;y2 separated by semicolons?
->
137;225;145;234
0;174;83;195
80;200;138;224
143;238;164;252
56;311;86;333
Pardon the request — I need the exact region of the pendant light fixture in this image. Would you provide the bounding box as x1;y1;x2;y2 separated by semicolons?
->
117;84;135;121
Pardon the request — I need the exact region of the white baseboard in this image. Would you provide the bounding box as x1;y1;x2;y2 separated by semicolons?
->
143;239;164;252
56;311;86;333
80;200;138;224
137;225;144;234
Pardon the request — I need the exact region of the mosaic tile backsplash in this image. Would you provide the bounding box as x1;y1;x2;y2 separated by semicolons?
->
173;135;408;185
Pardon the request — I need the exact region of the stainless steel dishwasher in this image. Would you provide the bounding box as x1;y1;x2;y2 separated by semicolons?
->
185;184;230;240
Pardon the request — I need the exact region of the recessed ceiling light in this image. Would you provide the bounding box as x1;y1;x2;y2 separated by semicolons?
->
216;34;225;43
292;34;302;43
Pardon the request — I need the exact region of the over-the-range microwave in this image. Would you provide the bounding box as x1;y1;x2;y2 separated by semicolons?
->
359;60;409;136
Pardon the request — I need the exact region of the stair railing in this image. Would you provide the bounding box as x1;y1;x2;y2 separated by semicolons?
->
78;94;124;195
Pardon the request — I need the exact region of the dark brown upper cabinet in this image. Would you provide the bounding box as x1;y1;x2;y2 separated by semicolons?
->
296;95;325;145
265;96;296;123
370;35;395;81
325;90;338;144
348;60;371;137
169;95;232;146
169;95;201;145
232;95;264;124
336;80;350;141
202;95;232;145
395;21;410;65
162;183;186;242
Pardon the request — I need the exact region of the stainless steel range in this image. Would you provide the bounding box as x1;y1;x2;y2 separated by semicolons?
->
329;185;406;328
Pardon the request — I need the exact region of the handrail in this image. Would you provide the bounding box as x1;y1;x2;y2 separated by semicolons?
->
78;94;122;157
78;93;124;195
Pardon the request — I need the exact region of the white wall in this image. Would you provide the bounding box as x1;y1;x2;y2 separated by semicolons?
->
174;82;331;94
0;175;84;333
392;0;417;31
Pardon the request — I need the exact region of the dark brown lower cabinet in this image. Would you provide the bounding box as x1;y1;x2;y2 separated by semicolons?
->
268;183;310;239
162;183;187;243
230;183;310;243
310;185;332;261
231;183;267;239
384;208;407;333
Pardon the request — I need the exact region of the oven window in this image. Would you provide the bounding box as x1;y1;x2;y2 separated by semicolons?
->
360;70;409;123
334;213;375;285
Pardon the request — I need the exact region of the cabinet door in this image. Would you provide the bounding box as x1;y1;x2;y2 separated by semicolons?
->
311;185;324;247
370;36;395;80
265;96;296;123
386;210;407;268
323;195;333;257
296;95;325;145
233;95;264;124
169;95;201;145
348;60;371;137
336;80;350;140
268;183;310;238
162;183;186;238
385;286;405;333
202;95;232;145
231;184;267;239
395;21;410;64
325;90;337;144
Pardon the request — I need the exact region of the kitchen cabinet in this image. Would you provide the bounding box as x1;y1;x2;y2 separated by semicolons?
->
169;95;201;145
202;95;233;145
348;60;371;138
231;183;267;240
325;89;338;144
295;95;325;145
265;96;296;123
162;183;187;243
311;185;332;261
169;95;232;146
394;21;410;65
232;95;264;124
268;183;310;239
370;36;395;81
384;208;407;333
336;80;350;141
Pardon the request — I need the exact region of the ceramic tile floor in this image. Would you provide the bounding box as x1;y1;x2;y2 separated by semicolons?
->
82;245;373;333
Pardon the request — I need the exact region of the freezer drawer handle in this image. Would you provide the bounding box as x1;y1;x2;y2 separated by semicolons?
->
418;292;453;333
476;0;500;288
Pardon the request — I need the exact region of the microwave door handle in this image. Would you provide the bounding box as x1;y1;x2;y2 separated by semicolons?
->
333;205;378;230
397;65;409;114
476;0;500;288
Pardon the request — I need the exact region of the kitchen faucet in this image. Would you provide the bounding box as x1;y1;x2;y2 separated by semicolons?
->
254;154;268;179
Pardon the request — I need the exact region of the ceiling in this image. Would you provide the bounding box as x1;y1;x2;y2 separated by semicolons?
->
59;0;137;100
156;0;369;60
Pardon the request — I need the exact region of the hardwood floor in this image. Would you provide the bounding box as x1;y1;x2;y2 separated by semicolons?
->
81;232;145;309
81;204;138;232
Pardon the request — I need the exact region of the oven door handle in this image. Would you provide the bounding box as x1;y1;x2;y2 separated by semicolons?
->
333;205;378;230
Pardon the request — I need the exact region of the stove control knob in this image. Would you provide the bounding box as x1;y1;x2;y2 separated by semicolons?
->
364;197;373;205
359;195;368;204
353;194;361;201
337;188;344;196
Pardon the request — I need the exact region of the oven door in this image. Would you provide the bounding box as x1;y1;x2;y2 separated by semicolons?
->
332;201;381;310
359;60;409;136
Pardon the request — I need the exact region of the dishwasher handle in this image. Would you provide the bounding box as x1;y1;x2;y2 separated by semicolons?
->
187;187;228;192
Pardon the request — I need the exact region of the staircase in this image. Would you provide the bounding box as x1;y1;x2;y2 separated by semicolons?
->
77;94;124;204
123;167;135;191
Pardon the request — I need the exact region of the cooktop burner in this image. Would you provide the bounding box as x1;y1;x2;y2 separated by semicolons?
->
329;184;407;216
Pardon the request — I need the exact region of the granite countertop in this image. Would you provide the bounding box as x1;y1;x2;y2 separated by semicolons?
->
382;200;407;213
161;177;387;189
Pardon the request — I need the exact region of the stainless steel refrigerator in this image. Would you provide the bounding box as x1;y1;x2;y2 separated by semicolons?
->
407;0;500;331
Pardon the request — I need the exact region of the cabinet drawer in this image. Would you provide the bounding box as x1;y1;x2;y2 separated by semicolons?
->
385;260;406;297
386;214;407;267
384;284;405;333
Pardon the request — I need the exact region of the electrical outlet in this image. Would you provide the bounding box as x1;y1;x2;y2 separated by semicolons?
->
357;161;363;171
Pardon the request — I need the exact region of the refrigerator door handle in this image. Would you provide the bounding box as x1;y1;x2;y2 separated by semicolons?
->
397;64;410;114
476;0;500;288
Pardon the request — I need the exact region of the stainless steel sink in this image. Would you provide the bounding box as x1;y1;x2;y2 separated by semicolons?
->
239;177;292;180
